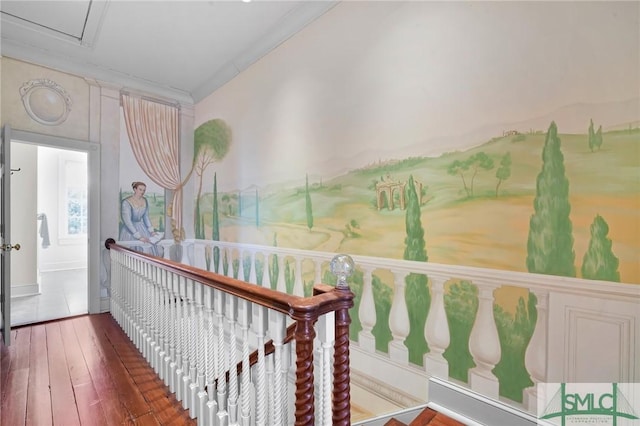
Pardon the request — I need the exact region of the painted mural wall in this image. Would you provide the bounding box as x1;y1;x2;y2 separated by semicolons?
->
194;1;639;285
189;1;639;405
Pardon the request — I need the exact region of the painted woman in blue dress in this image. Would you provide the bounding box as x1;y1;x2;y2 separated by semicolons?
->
119;181;162;256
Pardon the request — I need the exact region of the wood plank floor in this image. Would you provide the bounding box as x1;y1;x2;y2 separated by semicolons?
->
1;313;196;425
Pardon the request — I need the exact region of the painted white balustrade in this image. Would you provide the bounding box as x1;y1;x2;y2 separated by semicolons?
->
423;273;450;379
468;280;501;398
172;239;639;414
357;267;376;352
388;270;410;364
523;288;549;411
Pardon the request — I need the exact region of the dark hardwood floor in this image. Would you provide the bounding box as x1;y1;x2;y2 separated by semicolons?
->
1;313;196;425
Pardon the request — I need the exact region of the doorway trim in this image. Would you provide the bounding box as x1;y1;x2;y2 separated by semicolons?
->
10;129;101;314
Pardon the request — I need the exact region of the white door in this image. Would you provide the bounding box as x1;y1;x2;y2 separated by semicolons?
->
1;129;101;339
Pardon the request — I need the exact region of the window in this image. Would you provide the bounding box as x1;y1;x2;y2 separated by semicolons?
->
59;156;88;242
66;186;87;235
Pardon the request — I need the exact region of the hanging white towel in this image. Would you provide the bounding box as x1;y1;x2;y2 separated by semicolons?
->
37;213;50;249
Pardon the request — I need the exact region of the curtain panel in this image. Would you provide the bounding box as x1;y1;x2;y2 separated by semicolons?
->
121;94;183;240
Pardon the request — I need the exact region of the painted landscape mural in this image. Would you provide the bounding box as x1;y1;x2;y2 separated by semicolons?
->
116;1;638;407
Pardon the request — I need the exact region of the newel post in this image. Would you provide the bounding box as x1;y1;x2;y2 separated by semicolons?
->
330;254;355;426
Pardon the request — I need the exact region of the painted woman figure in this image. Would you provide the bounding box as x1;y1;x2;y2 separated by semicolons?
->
119;181;162;256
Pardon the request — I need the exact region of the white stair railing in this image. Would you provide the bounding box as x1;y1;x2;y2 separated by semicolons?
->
107;239;355;426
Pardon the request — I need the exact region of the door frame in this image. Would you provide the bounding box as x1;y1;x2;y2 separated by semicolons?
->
9;129;101;319
1;125;13;345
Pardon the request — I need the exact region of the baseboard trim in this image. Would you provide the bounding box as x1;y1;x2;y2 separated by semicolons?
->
100;297;110;313
11;283;40;297
428;377;538;426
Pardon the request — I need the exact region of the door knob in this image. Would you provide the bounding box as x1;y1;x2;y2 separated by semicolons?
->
1;243;20;252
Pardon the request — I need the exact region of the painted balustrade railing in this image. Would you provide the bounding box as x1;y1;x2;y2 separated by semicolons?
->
152;238;640;414
106;239;355;426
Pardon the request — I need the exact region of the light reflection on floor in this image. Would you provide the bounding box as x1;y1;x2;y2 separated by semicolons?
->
10;268;87;326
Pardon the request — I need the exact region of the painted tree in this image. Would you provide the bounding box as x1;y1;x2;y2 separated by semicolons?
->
495;152;512;197
193;119;231;234
526;121;576;277
194;200;203;239
305;174;314;231
269;233;279;290
588;120;604;152
447;159;471;197
212;173;220;272
403;175;430;365
467;152;494;197
588;118;596;152
594;125;603;151
581;214;620;282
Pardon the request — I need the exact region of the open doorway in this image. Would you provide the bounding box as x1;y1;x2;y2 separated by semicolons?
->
10;141;89;326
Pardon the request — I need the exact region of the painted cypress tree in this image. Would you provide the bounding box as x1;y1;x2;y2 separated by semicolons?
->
588;118;596;152
495;152;512;197
403;175;430;365
212;173;220;240
212;173;220;272
526;121;576;277
581;214;620;282
305;174;314;231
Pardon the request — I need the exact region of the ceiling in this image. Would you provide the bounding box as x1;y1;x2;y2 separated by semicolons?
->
0;0;337;104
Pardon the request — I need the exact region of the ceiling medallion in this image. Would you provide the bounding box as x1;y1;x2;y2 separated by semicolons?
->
19;79;73;126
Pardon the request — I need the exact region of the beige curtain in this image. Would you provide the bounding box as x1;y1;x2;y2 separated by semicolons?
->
121;93;183;240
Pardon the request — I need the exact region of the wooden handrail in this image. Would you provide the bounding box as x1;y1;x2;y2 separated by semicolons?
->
105;238;353;321
105;238;354;426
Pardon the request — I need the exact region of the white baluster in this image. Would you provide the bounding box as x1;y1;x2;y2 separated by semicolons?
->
168;272;179;393
175;276;186;402
358;267;377;352
156;269;167;379
389;270;410;364
238;299;252;426
269;311;286;425
227;294;240;425
149;266;160;372
266;354;274;424
253;305;268;426
190;283;204;419
523;289;549;412
424;274;450;379
204;286;219;426
468;281;501;398
184;280;197;416
317;312;335;426
215;289;229;425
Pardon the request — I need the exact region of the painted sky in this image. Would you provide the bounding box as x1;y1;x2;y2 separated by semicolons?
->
196;1;639;192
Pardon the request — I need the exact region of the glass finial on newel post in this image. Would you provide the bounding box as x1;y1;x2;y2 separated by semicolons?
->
330;253;355;289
